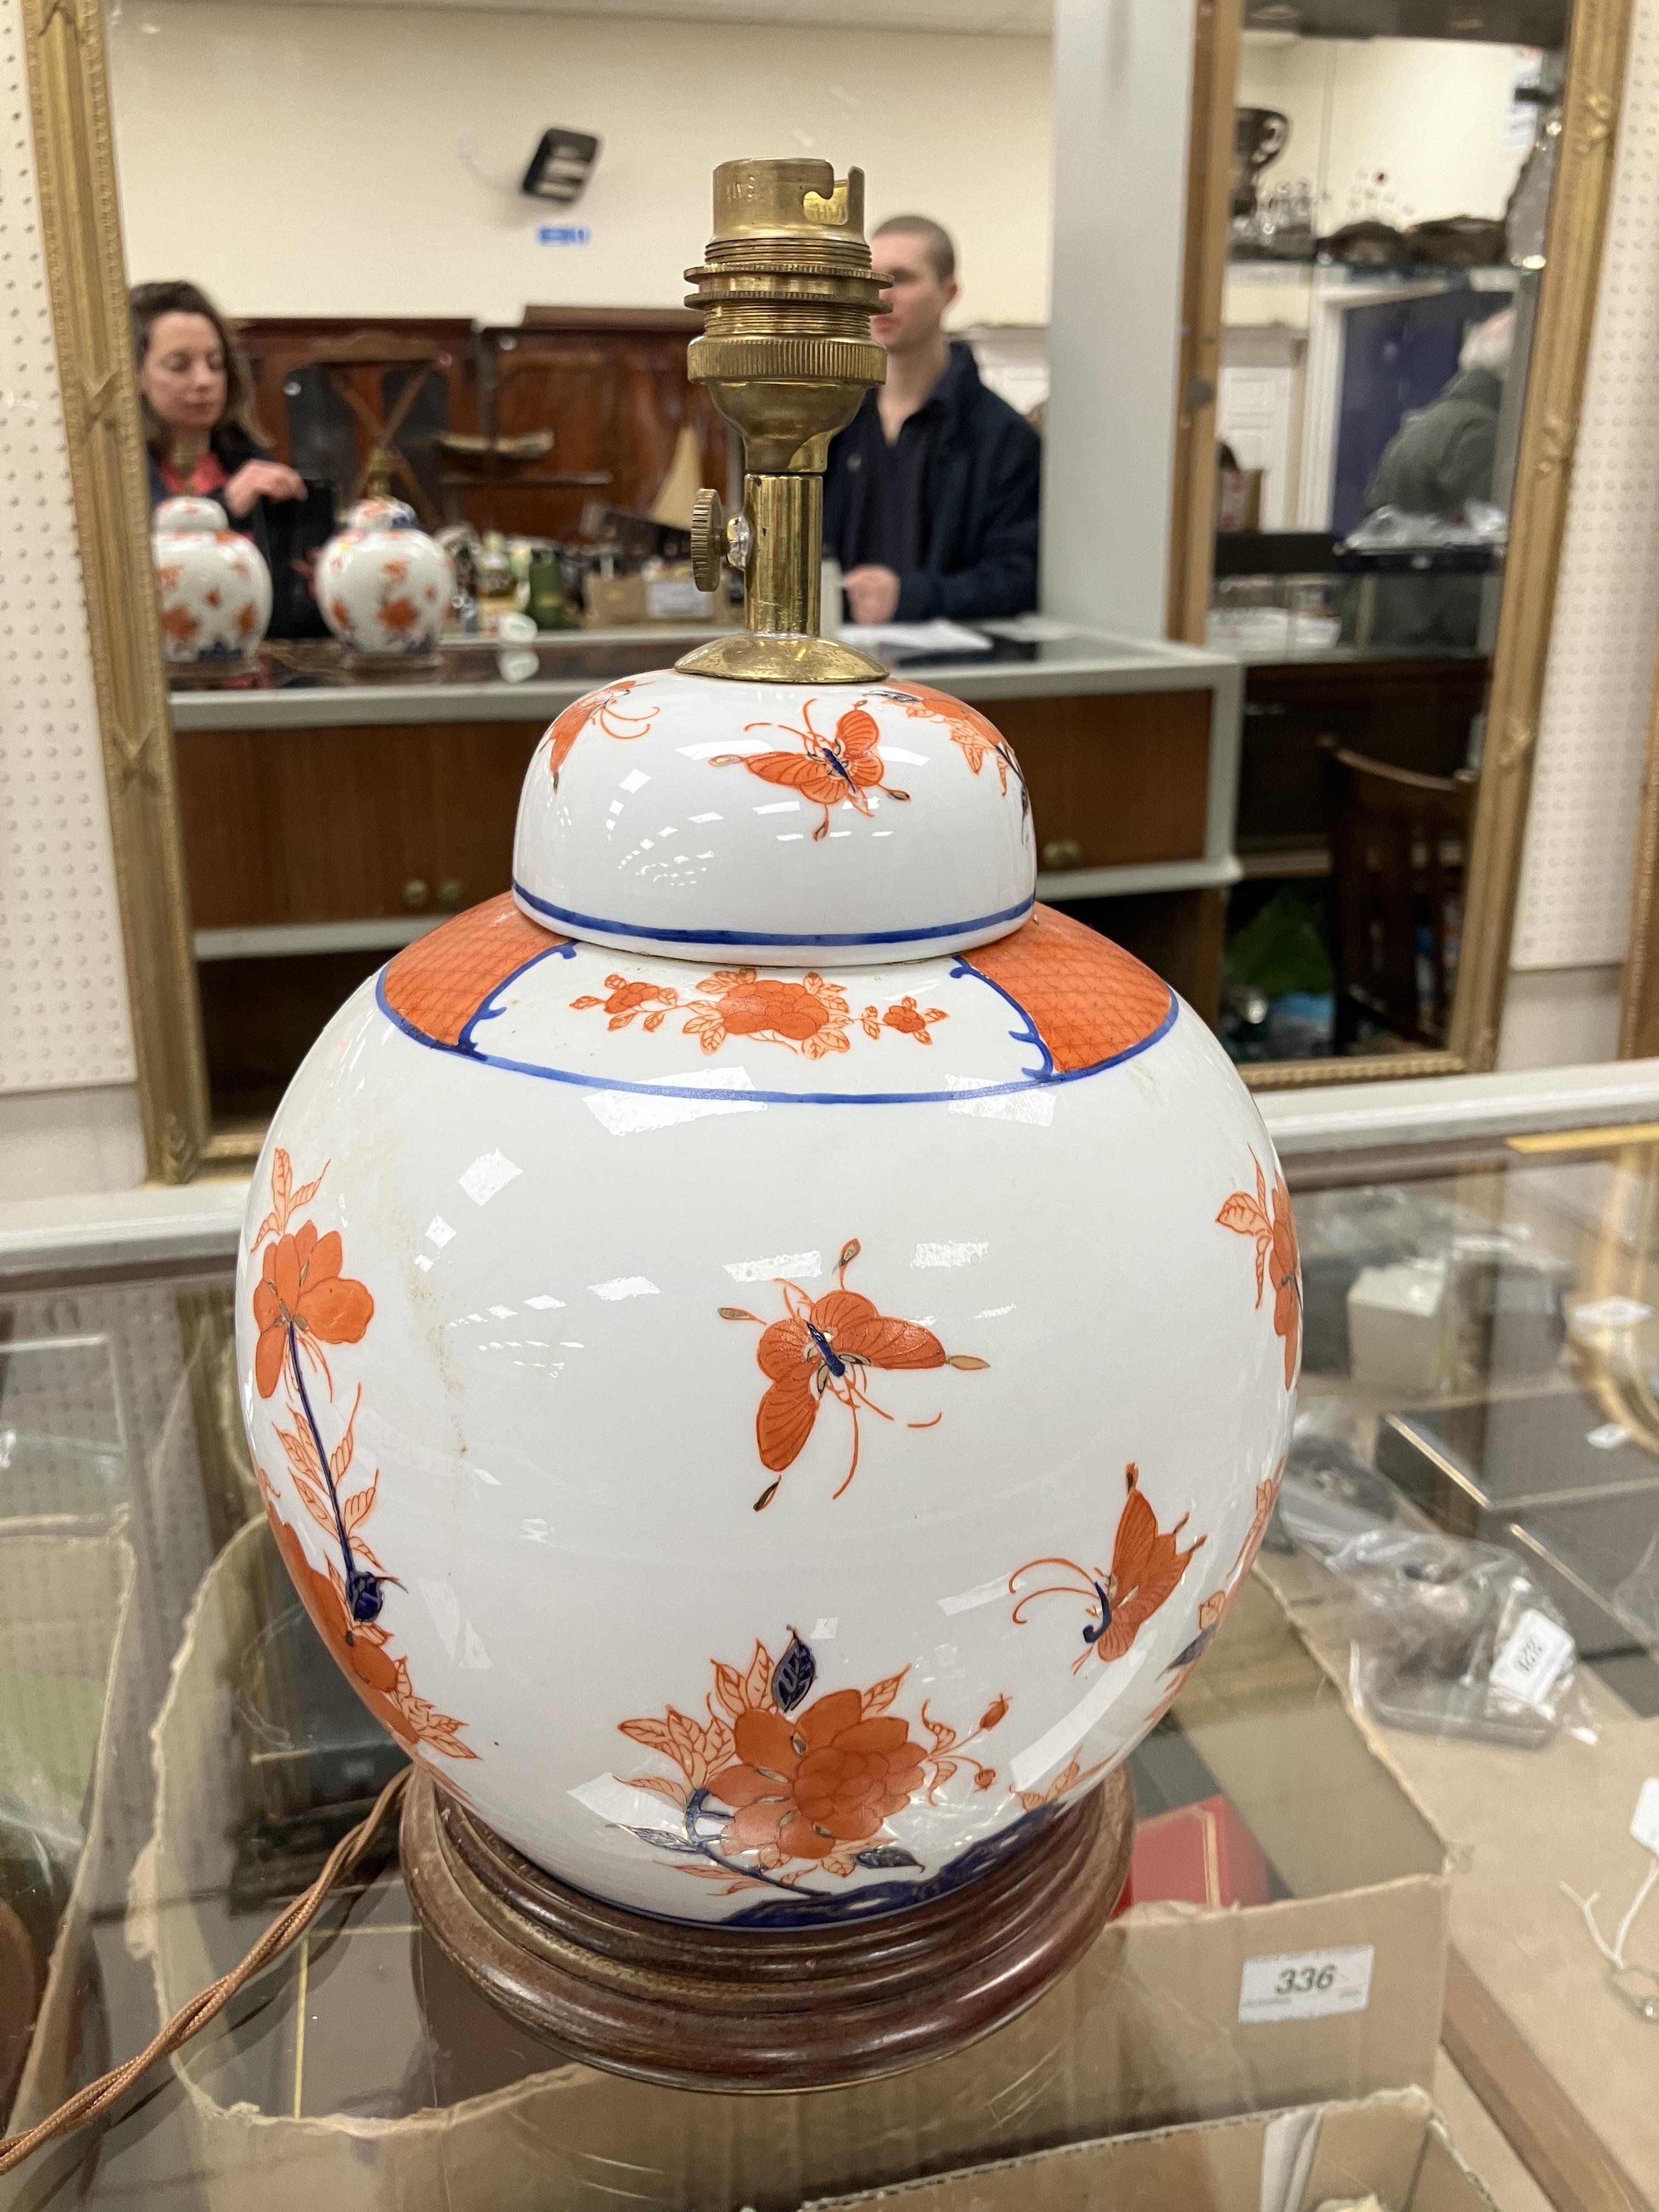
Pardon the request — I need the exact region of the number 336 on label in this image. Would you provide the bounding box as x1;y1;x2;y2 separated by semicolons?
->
1238;1944;1375;2024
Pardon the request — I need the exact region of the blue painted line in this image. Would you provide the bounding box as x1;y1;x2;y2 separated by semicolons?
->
950;955;1053;1082
373;964;1177;1106
455;939;574;1055
511;878;1034;950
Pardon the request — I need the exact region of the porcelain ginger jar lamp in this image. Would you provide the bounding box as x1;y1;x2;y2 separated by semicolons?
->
151;495;272;677
316;473;454;665
237;159;1299;2090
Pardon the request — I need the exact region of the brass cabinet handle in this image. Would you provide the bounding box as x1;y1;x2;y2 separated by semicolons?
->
1041;838;1084;871
439;878;464;909
402;878;431;911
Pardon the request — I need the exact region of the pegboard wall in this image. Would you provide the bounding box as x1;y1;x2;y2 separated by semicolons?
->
0;0;136;1092
1514;0;1659;972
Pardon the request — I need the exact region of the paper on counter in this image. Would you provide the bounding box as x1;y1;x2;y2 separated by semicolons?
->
838;619;995;657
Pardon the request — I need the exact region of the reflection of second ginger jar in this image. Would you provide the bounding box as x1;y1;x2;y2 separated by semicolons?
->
317;498;455;661
151;496;272;676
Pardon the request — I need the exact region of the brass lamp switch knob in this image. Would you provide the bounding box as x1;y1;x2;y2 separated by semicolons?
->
691;489;726;593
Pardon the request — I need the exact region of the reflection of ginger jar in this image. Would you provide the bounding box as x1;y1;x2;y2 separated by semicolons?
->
315;497;454;666
151;496;272;679
236;160;1299;2091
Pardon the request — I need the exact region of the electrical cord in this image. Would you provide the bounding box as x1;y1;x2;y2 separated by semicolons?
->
0;1765;410;2179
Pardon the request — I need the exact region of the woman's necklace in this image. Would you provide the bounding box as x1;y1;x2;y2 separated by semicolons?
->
171;438;209;490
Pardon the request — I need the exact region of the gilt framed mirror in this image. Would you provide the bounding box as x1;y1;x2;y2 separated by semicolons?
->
15;0;1637;1178
1170;0;1633;1091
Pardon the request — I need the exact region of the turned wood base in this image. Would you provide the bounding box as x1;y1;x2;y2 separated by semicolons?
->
400;1765;1134;2093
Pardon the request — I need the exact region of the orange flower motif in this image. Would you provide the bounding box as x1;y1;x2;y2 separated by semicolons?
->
252;1219;374;1397
710;1690;928;1861
867;995;947;1045
160;602;199;644
616;1628;1003;1893
571;973;681;1031
266;1503;404;1731
1217;1154;1302;1390
684;969;851;1058
380;594;420;635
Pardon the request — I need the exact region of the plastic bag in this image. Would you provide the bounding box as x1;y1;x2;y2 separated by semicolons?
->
1322;1526;1592;1747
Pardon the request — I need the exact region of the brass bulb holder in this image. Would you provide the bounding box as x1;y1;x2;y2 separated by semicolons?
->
677;157;888;684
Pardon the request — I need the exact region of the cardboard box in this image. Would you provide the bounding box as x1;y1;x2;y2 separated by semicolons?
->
3;1519;136;2142
131;1522;1451;2212
807;2089;1500;2212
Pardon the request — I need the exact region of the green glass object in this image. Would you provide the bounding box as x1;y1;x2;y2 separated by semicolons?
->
526;550;571;631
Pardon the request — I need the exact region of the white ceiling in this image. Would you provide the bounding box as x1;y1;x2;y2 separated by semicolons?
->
191;0;1051;24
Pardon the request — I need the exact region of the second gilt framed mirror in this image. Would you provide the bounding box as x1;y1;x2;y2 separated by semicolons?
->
1170;0;1633;1091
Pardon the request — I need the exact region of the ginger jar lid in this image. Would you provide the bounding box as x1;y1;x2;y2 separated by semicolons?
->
153;494;231;535
340;496;423;534
512;670;1037;968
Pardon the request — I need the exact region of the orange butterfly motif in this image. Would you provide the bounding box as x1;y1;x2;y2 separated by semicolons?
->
714;698;910;840
1009;1464;1206;1672
720;1239;988;1510
884;681;1027;811
545;680;658;787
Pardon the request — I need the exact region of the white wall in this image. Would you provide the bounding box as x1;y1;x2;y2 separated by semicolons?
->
1500;0;1659;1066
1041;0;1193;636
108;4;1053;328
1237;34;1536;231
0;0;145;1200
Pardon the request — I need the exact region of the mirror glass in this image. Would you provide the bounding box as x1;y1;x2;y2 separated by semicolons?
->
1214;3;1570;1068
103;3;1054;1129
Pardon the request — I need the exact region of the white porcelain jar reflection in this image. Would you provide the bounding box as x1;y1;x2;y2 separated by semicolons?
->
151;496;272;672
317;497;454;658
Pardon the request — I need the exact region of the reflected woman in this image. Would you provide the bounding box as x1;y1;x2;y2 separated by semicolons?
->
131;279;320;635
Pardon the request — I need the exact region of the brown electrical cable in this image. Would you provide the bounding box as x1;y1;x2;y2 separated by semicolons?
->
0;1765;410;2179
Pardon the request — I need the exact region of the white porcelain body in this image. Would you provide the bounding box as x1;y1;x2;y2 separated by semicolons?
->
316;498;454;656
512;670;1036;966
236;895;1298;1927
151;496;272;667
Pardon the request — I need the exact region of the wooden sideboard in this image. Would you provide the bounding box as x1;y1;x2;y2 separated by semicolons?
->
170;640;1241;1121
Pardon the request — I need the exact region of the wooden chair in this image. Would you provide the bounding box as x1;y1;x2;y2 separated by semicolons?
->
1318;738;1479;1049
234;319;479;528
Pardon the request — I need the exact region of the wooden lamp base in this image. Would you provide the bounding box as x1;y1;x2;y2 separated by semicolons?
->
400;1766;1135;2093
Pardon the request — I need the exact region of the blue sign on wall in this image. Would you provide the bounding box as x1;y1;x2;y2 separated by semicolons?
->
537;223;591;246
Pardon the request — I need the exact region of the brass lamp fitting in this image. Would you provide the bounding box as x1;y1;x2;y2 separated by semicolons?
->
677;157;888;684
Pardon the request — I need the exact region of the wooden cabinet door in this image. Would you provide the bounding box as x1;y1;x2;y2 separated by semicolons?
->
176;723;544;929
991;691;1214;872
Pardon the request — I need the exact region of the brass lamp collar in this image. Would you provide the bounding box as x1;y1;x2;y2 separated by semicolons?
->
677;157;888;685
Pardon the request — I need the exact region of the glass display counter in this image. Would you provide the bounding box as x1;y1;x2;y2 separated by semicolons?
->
4;1114;1658;2209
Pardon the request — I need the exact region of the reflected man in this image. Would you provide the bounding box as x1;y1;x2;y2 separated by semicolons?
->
824;215;1041;628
